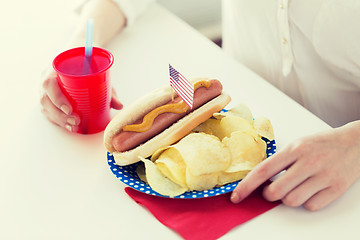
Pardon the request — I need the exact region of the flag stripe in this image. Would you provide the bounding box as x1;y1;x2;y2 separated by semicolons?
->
170;76;193;99
170;82;193;107
170;78;193;100
170;79;193;100
170;83;192;105
175;83;192;97
175;74;194;97
170;81;193;105
179;73;194;88
177;81;193;97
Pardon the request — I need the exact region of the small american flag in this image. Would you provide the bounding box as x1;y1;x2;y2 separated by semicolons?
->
169;64;194;109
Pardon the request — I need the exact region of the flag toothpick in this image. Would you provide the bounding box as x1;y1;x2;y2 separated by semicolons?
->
170;88;174;102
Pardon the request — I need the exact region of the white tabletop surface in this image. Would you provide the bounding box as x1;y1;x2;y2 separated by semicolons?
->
1;1;360;239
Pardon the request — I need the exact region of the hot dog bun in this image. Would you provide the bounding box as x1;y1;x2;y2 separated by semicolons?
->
104;78;231;166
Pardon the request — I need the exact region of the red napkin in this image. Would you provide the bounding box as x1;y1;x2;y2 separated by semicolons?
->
125;186;280;240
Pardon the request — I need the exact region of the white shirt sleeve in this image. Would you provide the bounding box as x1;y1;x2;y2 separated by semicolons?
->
75;0;155;27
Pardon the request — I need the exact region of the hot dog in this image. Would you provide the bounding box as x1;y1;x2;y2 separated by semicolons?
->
104;78;231;166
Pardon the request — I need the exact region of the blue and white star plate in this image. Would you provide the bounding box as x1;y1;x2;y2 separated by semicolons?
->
107;138;276;199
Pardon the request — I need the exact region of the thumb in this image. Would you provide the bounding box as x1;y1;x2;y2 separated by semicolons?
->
110;87;123;110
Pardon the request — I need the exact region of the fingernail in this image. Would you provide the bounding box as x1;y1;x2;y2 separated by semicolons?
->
60;105;70;115
231;192;240;203
67;117;76;125
65;124;73;132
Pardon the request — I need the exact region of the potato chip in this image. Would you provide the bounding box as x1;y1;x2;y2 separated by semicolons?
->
253;116;275;140
173;133;231;176
186;170;219;191
254;117;275;141
155;148;187;187
140;157;188;197
136;163;147;183
192;115;258;140
222;131;266;173
218;116;258;140
213;103;253;123
192;118;221;136
218;171;249;186
151;146;171;162
228;103;254;123
148;133;232;193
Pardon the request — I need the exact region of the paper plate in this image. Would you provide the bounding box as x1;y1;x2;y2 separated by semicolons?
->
107;138;276;199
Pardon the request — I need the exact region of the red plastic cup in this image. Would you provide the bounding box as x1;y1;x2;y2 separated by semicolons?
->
53;47;114;134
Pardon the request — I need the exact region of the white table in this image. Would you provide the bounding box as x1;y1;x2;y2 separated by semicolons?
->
1;1;359;239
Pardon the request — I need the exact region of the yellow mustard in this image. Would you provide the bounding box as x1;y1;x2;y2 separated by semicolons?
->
122;80;211;133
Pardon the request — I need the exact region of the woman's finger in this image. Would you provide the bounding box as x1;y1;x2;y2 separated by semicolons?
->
41;94;80;132
280;174;330;208
110;87;123;110
42;75;73;115
231;146;297;203
262;160;313;202
303;186;345;211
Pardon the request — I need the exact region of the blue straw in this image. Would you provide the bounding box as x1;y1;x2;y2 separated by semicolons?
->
83;19;94;74
85;19;94;57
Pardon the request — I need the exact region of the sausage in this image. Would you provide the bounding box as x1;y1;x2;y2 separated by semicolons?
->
111;79;223;152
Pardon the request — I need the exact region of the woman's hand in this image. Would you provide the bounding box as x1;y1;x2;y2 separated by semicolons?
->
231;121;360;211
40;0;127;132
40;69;123;132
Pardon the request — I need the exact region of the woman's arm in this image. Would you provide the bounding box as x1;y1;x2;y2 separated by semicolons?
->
69;0;126;48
